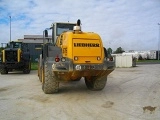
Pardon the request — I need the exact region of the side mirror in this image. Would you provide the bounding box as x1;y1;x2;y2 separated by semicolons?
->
104;47;108;57
44;30;48;37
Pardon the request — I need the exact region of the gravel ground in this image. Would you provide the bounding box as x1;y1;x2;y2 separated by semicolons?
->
0;64;160;120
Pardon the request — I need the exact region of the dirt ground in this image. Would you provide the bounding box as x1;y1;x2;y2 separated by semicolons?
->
0;64;160;120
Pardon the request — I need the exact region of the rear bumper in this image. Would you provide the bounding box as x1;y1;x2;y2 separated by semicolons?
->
0;62;25;69
46;59;115;72
45;58;115;81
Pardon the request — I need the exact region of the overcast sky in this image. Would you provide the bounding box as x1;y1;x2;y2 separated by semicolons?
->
0;0;160;51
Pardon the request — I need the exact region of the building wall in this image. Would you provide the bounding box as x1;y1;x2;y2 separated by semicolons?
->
18;35;52;62
27;43;42;62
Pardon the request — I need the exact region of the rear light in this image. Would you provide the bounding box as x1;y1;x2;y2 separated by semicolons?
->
97;57;101;61
109;57;113;61
107;57;114;61
61;57;66;62
74;56;78;61
55;55;60;62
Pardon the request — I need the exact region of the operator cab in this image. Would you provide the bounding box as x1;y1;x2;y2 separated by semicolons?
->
51;22;76;44
44;21;81;45
7;42;22;49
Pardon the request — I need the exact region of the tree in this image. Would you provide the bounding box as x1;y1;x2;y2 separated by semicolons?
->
114;47;125;54
107;48;113;54
106;47;113;58
0;47;4;51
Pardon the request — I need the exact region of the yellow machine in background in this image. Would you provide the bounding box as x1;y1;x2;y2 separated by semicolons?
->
0;41;31;74
38;20;115;94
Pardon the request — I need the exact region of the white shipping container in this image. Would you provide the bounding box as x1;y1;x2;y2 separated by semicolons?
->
115;55;133;67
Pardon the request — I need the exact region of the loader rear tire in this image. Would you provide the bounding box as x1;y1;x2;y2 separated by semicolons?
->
38;54;43;82
42;63;59;94
85;75;107;91
38;61;42;82
23;62;31;74
1;68;8;74
38;67;42;82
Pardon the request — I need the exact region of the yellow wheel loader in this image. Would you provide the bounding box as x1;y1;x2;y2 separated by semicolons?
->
38;20;115;94
0;41;31;74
